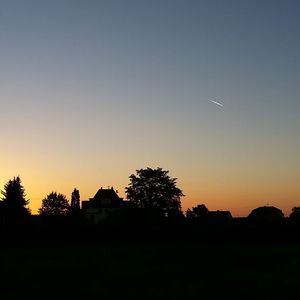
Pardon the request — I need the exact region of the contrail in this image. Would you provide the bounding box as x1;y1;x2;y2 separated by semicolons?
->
209;100;223;107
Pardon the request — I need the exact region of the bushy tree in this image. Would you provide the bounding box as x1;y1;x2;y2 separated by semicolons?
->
248;206;284;223
1;176;30;216
39;192;70;217
70;188;80;214
289;207;300;221
125;167;183;217
186;204;209;220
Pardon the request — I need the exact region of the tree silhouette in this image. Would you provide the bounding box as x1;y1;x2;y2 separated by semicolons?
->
125;167;183;217
289;207;300;222
248;206;284;223
186;204;209;220
1;176;30;217
70;188;80;214
39;192;70;217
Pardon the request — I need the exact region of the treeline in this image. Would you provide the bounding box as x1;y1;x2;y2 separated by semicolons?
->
0;169;300;243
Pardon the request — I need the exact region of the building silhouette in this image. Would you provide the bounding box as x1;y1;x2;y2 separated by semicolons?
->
82;187;125;224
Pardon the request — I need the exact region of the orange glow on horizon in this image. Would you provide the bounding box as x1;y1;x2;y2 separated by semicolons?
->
1;170;299;217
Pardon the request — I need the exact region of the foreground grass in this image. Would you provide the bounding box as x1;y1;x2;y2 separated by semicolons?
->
0;241;299;299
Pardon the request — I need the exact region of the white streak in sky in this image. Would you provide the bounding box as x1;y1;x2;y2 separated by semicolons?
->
209;100;224;107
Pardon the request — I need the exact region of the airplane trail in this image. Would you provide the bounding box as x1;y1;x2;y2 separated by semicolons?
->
209;100;224;107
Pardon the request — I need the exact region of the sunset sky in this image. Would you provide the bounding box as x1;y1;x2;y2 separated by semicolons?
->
1;0;299;216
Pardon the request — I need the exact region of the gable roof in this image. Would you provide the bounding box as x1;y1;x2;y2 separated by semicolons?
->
82;187;123;209
92;187;121;202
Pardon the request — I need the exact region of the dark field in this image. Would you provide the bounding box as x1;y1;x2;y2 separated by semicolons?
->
1;241;300;299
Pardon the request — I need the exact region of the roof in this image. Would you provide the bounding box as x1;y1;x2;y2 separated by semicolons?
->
82;187;123;209
92;187;121;202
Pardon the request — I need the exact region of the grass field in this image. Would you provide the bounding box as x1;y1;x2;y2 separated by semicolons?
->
0;241;300;299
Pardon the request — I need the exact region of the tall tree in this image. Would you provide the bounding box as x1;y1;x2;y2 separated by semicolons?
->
39;192;70;217
70;188;80;214
125;167;183;217
1;176;30;216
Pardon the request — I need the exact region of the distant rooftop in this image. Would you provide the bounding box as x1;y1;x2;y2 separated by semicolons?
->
82;187;123;209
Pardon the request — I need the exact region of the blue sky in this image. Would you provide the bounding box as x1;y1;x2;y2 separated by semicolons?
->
0;0;299;215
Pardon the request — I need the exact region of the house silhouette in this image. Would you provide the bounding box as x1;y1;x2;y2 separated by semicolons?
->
82;187;125;224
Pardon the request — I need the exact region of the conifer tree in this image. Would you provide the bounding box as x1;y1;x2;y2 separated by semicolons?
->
70;188;80;214
1;176;30;217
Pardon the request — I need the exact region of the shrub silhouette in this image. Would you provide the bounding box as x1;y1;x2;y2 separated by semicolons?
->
248;206;284;223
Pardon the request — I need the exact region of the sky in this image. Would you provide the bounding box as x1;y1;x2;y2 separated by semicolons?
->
0;0;299;216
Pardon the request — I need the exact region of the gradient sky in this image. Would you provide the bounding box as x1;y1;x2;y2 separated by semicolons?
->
1;0;299;216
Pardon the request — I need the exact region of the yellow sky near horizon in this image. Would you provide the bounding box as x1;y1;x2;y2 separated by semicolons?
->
1;163;299;217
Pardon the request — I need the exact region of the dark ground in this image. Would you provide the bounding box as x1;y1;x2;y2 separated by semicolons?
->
0;240;300;299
